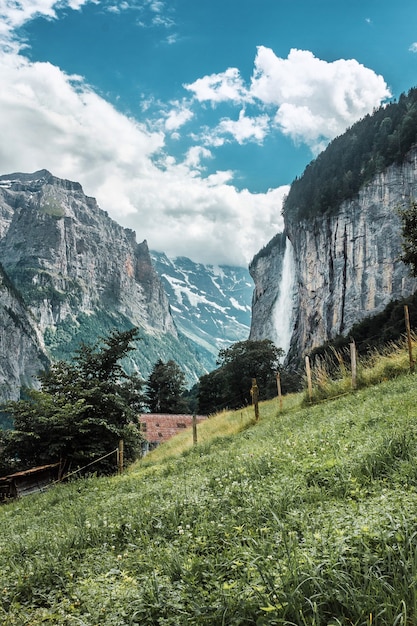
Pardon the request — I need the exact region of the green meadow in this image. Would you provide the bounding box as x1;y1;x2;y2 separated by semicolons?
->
1;347;417;625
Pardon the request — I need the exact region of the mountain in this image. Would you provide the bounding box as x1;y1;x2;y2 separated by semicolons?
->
151;251;252;370
0;263;49;403
0;170;206;402
250;95;417;363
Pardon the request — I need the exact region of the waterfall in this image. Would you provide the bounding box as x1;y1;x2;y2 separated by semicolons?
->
273;237;296;357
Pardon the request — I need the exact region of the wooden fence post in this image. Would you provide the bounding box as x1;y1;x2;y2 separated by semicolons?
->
118;439;124;475
192;414;198;445
305;355;313;402
350;340;357;389
251;378;259;421
404;305;415;372
276;372;283;411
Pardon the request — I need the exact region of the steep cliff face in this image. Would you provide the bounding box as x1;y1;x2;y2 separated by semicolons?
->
0;170;175;337
0;170;205;400
0;264;49;401
250;148;417;360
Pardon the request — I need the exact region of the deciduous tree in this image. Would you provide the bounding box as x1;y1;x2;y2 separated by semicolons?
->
2;327;144;475
198;339;284;414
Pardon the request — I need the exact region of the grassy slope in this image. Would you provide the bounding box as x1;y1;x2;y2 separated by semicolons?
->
2;369;417;624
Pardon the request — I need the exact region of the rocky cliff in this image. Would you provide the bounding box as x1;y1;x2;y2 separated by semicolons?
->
0;263;49;401
250;147;417;361
0;170;204;402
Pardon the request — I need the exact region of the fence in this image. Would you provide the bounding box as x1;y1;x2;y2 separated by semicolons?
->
249;304;416;420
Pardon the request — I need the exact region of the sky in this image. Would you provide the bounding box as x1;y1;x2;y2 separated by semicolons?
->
0;1;416;265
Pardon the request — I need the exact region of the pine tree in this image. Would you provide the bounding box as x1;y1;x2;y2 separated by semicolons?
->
145;359;189;414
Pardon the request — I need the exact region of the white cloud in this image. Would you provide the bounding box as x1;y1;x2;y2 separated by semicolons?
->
184;67;248;104
0;48;284;265
164;102;193;132
218;109;269;145
250;47;391;150
183;146;212;170
0;0;92;47
186;46;390;154
409;42;417;53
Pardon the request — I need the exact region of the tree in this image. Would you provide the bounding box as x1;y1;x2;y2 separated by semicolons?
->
2;327;144;475
399;201;417;275
145;359;189;414
198;339;284;414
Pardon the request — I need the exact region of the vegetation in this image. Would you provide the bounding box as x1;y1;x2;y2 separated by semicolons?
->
198;339;284;414
284;87;417;221
1;328;144;475
399;201;417;275
309;292;417;371
43;310;207;386
249;232;286;267
145;359;189;414
1;342;417;623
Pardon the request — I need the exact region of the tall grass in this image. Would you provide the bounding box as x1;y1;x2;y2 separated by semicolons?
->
306;336;415;404
1;345;417;624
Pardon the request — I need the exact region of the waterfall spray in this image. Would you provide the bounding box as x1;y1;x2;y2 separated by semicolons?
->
273;237;296;357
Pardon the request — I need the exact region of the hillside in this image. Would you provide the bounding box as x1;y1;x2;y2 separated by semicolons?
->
1;358;417;624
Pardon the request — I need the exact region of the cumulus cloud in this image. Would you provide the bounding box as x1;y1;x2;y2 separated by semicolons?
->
164;102;193;132
0;0;92;47
250;47;391;151
0;47;285;265
0;2;392;266
218;109;270;145
186;46;390;154
185;67;248;104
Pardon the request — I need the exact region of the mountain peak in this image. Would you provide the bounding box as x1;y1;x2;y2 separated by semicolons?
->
0;170;82;193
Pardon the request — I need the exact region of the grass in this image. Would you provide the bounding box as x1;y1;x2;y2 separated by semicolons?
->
1;345;417;624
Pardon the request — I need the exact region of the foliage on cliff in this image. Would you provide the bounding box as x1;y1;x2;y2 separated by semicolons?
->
249;231;286;267
399;201;417;276
284;87;417;221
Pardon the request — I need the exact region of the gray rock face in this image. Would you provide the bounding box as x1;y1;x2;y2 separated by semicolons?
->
249;234;286;342
0;170;175;336
0;264;49;401
0;170;207;402
250;147;417;360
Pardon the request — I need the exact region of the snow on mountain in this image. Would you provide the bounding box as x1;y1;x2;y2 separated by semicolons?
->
151;251;253;368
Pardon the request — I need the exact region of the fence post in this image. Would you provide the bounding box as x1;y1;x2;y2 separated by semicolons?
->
404;305;415;372
192;414;197;445
251;378;259;421
305;355;313;402
350;340;357;389
276;372;283;411
118;439;124;475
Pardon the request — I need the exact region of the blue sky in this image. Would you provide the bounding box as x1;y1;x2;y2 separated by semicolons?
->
0;0;416;264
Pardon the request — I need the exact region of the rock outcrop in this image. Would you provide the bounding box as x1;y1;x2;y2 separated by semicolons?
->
0;264;49;401
250;148;417;361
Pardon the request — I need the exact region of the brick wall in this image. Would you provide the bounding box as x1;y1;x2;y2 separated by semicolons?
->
139;414;207;446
